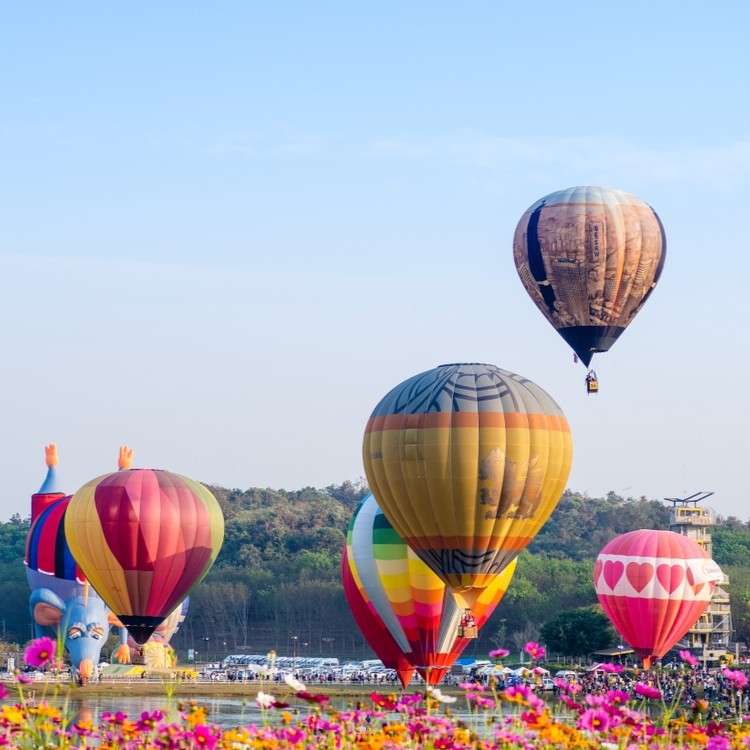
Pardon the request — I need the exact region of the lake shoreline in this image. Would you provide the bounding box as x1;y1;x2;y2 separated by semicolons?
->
4;679;431;700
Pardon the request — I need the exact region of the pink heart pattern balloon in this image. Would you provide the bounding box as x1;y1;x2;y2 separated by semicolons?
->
594;529;723;668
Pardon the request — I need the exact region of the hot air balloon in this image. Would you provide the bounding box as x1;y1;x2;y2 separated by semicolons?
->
341;548;416;688
594;529;724;668
345;494;516;685
513;186;666;376
65;468;224;644
363;362;571;608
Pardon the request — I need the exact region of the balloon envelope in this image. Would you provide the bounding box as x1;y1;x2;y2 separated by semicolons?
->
513;186;666;366
346;493;516;684
363;362;571;599
594;529;724;668
65;469;224;644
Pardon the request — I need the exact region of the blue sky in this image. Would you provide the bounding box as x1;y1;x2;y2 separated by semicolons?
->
2;2;749;521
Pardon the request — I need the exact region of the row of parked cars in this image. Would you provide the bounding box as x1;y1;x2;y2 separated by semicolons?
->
197;655;404;683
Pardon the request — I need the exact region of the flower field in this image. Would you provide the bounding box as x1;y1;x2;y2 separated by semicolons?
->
4;638;750;748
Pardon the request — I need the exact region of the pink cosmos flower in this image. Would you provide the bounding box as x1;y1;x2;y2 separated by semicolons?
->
599;662;624;673
467;693;495;709
560;695;582;710
524;641;546;660
24;636;56;668
135;710;165;731
707;736;731;750
297;690;330;704
578;707;611;732
585;694;608;707
503;684;531;702
723;669;749;690
680;650;699;667
489;648;510;659
605;689;631;706
192;724;218;749
634;683;662;700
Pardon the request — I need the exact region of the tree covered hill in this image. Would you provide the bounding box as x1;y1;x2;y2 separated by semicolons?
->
3;484;750;659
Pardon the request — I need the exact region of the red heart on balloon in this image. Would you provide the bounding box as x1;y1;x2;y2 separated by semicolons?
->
603;560;624;589
593;559;603;586
626;562;654;592
657;563;684;594
686;565;707;595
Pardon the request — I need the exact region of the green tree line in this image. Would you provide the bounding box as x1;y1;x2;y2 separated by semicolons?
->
4;485;750;663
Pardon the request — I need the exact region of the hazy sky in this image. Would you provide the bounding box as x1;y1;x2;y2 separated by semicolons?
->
2;2;749;522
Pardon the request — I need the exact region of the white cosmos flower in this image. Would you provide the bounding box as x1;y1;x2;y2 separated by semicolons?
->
256;691;275;708
284;673;306;692
430;687;457;704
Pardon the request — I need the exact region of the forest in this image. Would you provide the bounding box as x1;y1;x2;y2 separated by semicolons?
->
3;483;750;664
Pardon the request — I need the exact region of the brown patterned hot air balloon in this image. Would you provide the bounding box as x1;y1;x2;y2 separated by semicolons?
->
513;185;666;368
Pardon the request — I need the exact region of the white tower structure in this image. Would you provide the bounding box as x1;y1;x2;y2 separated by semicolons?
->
666;492;733;664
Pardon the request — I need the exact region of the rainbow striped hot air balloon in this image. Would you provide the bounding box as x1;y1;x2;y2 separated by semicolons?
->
341;548;416;689
594;529;724;668
65;469;224;644
363;362;571;608
345;494;515;685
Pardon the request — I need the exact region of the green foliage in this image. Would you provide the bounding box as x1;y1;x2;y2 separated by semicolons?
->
539;606;617;657
712;530;750;567
3;484;750;662
529;490;670;560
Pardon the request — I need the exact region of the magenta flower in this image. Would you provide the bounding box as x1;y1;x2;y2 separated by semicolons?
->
599;662;624;673
723;668;749;690
707;736;731;750
560;695;582;710
192;724;218;749
297;690;330;704
680;649;700;667
24;636;56;668
467;693;495;709
135;710;165;731
489;648;510;659
605;688;631;706
634;683;662;700
524;641;546;660
578;707;611;732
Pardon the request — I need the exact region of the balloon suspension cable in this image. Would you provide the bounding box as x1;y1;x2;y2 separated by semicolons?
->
83;580;89;606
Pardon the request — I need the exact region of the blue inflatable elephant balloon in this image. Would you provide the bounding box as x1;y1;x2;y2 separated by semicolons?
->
25;445;131;682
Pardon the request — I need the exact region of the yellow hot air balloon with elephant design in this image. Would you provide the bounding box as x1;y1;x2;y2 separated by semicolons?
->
363;362;572;609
